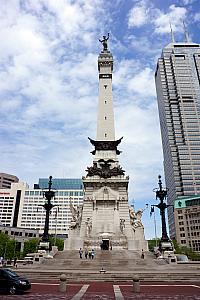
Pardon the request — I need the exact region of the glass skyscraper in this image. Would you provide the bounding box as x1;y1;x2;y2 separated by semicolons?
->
155;41;200;238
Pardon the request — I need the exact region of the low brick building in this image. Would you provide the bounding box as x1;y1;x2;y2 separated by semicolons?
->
174;195;200;252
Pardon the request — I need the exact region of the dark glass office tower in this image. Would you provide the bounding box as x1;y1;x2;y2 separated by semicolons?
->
155;41;200;238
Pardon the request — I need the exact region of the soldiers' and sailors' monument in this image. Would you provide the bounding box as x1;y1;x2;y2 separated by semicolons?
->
65;35;148;251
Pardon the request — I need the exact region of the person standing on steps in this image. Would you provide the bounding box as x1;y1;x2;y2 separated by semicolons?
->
91;248;95;259
141;249;144;259
85;248;88;259
79;248;83;259
88;248;92;259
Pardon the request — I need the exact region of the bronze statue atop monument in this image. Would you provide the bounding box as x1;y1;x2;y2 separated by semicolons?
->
99;33;110;51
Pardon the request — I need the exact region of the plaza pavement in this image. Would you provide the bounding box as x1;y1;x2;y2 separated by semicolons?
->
1;281;200;299
3;250;200;299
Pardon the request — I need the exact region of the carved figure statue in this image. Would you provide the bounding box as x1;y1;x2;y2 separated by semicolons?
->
120;219;125;233
86;159;125;179
69;199;82;228
134;209;144;228
99;33;109;51
85;217;92;237
129;207;136;227
129;207;144;230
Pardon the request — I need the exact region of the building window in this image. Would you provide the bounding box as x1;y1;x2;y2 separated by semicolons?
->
181;240;186;244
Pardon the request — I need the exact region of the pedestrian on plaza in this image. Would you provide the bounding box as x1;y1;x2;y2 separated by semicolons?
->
141;249;144;259
85;248;88;259
88;248;92;259
13;257;17;267
79;248;83;259
110;242;112;250
91;248;95;259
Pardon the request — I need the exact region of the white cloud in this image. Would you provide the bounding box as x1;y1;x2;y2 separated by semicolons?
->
127;2;188;36
154;5;187;34
181;0;195;4
128;67;156;98
126;35;161;58
0;0;167;239
194;12;200;21
128;2;149;28
113;59;156;97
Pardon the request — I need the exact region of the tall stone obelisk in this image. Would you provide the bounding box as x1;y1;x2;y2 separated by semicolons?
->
65;35;148;251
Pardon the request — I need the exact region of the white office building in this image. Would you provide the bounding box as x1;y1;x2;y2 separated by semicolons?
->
0;179;84;237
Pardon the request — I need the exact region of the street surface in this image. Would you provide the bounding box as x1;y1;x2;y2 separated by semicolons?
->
1;281;200;299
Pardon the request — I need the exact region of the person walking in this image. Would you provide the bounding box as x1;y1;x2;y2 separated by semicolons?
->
85;248;88;259
13;257;17;268
79;248;83;259
141;249;144;259
91;248;95;259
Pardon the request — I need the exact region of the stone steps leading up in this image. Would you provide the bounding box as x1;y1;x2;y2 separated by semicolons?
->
39;259;152;270
39;249;156;270
16;269;200;282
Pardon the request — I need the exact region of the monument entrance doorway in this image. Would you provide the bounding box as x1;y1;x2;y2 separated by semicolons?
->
102;239;109;250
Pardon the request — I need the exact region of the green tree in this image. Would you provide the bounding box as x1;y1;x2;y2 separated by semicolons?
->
23;238;40;257
148;238;160;252
172;239;200;260
49;237;64;251
172;239;181;253
0;233;21;260
0;232;11;259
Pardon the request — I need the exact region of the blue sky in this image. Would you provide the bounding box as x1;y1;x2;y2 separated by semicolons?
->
0;0;200;239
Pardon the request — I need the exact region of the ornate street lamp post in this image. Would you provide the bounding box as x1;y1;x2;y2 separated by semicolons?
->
39;176;56;250
152;175;169;242
151;175;175;257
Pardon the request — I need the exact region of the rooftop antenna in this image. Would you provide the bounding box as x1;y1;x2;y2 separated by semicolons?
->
169;22;175;43
183;20;190;42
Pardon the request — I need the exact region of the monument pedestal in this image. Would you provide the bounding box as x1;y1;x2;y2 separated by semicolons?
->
64;228;83;250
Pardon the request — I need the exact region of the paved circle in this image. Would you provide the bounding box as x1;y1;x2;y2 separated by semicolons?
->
0;281;200;299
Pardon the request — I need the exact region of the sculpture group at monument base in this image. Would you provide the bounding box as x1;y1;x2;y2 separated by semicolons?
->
64;227;148;251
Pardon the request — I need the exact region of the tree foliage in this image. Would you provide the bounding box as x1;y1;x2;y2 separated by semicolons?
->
0;232;20;259
23;238;40;257
148;238;161;252
49;236;64;251
172;239;200;260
